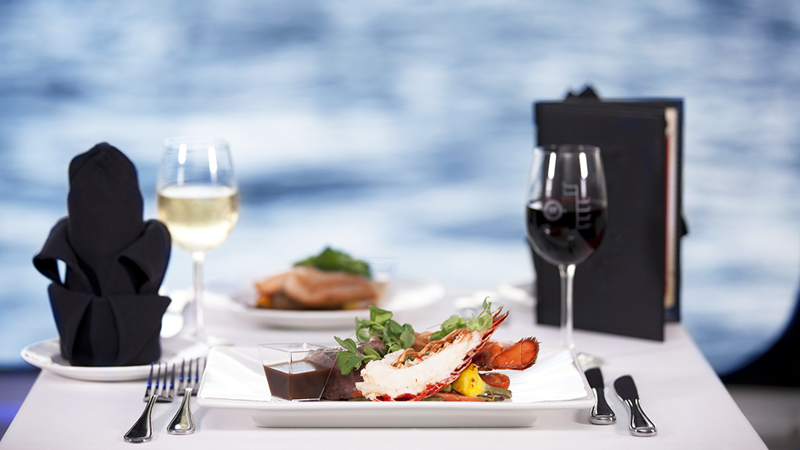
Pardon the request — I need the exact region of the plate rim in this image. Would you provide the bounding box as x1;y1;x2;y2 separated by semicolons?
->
20;336;199;382
224;274;447;328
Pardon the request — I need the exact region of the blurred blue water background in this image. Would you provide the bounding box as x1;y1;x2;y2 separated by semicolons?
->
1;0;799;375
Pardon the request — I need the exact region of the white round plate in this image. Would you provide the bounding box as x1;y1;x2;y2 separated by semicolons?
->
226;275;446;329
20;336;209;382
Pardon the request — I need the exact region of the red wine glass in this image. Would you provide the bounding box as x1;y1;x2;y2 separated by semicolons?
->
525;144;608;349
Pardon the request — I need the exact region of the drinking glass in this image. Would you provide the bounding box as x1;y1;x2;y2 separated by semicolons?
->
525;144;607;349
157;137;239;347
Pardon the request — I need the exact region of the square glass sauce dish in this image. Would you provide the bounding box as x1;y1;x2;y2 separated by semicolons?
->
257;343;338;401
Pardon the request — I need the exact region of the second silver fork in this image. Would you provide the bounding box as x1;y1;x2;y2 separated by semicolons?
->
123;362;175;443
167;358;205;435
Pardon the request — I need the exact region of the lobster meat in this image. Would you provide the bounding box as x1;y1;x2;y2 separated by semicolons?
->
356;308;528;401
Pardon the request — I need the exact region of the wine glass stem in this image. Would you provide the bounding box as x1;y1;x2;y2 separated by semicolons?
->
191;251;206;338
558;264;576;349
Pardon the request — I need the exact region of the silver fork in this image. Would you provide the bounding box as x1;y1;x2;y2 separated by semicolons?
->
124;363;175;443
167;358;205;435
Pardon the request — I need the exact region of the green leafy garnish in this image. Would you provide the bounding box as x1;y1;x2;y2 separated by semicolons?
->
429;297;493;341
333;305;416;375
355;306;416;353
334;336;381;375
294;247;371;278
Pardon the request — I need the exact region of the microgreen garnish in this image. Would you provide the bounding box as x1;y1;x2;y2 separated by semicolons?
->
294;246;371;278
334;305;415;375
355;306;415;353
429;297;493;341
334;336;381;375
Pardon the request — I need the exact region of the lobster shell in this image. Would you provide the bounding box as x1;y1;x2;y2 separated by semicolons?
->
370;309;509;401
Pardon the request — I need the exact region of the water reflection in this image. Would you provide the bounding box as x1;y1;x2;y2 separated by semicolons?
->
1;0;799;374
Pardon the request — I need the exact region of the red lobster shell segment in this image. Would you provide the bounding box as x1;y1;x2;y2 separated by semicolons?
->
472;337;540;371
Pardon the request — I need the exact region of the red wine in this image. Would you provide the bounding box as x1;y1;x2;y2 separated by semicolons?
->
527;199;607;266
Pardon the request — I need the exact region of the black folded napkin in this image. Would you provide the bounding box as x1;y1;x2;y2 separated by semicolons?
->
33;143;172;367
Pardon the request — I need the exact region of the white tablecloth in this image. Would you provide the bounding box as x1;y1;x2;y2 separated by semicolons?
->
0;289;767;449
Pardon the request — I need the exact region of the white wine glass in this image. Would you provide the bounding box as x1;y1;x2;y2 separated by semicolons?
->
157;137;239;347
525;144;608;350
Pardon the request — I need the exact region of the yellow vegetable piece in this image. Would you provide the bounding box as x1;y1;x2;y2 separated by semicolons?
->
452;364;484;397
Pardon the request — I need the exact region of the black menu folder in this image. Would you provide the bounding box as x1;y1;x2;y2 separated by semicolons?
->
532;87;687;341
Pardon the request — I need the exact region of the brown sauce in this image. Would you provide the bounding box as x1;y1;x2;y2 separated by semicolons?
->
263;360;333;400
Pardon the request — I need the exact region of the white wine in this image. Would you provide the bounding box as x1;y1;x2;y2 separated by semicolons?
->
157;185;239;252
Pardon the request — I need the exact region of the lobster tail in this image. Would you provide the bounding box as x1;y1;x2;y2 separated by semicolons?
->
357;308;510;401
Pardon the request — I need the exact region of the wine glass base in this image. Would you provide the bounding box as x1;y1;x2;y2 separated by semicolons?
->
576;352;604;371
198;334;233;347
176;330;233;348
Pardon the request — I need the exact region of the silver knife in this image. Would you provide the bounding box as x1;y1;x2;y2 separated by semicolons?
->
614;375;657;436
584;368;615;424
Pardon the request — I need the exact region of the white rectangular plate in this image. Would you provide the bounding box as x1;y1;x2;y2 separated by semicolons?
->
197;345;594;428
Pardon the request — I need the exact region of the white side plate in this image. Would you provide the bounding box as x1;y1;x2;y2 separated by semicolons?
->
20;336;209;381
197;345;594;428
